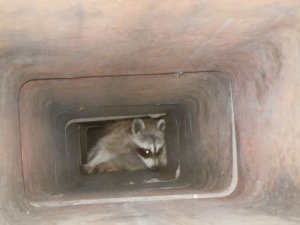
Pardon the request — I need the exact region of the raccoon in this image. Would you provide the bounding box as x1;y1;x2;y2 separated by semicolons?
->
82;118;167;174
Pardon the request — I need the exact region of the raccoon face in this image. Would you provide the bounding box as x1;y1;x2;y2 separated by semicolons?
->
131;118;167;170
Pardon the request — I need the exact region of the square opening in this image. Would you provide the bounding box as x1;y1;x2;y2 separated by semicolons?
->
68;111;183;184
77;113;180;178
19;72;237;206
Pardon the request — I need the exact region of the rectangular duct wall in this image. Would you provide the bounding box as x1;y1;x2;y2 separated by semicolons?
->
0;1;299;224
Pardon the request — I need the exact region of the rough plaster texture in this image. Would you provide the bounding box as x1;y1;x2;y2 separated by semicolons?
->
0;0;300;224
19;72;234;204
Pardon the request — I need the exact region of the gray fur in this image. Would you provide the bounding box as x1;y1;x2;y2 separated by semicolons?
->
83;118;167;174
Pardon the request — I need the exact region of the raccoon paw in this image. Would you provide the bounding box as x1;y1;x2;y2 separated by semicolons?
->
82;164;94;174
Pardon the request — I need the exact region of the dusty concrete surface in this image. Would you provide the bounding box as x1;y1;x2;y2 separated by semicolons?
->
18;200;300;225
0;0;300;224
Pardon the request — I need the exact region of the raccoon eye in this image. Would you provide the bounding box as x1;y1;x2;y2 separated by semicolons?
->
137;148;152;158
155;147;163;156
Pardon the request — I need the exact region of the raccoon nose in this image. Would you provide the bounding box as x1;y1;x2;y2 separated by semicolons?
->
150;165;159;171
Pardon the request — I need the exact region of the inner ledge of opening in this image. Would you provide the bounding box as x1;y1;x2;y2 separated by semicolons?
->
70;113;181;186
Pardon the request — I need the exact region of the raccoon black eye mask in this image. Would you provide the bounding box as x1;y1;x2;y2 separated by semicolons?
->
136;147;162;158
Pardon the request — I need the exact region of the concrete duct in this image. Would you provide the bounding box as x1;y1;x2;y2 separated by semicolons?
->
0;1;299;224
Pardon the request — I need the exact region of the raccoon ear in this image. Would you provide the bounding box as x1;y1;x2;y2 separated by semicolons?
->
157;119;166;131
132;119;145;135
